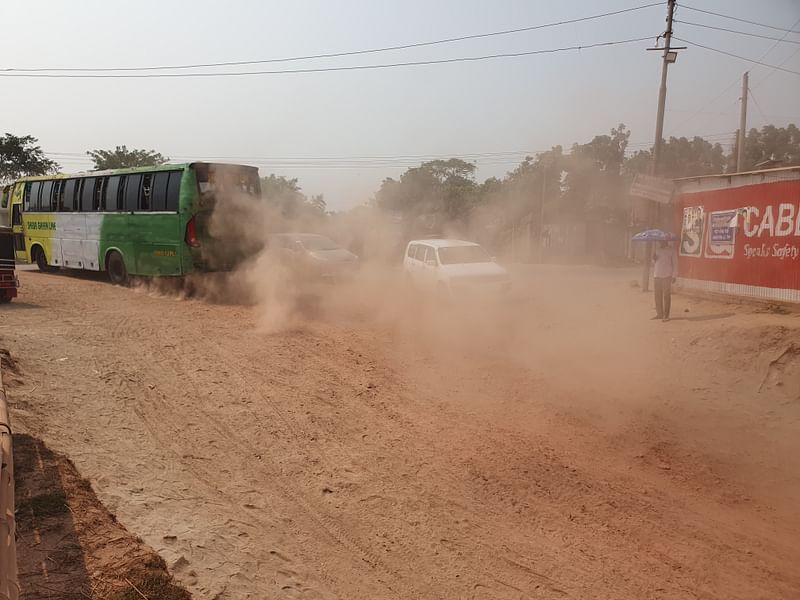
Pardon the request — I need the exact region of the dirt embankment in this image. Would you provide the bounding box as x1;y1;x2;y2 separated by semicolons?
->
2;350;190;600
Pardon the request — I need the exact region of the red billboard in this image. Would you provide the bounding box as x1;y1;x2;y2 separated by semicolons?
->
675;169;800;303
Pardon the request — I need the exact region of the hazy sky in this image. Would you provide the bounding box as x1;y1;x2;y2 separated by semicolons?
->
2;1;799;210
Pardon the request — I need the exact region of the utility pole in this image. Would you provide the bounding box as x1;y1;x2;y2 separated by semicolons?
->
641;0;678;292
538;162;547;262
736;71;749;172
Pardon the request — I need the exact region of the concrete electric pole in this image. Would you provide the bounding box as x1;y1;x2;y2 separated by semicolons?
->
538;161;547;263
736;71;749;172
641;0;679;292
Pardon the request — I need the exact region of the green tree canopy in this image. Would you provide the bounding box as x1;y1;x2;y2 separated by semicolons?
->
732;123;800;171
0;133;58;182
260;174;327;221
261;174;301;199
625;135;727;179
308;193;327;215
86;145;168;170
364;121;796;252
374;158;478;236
562;124;630;217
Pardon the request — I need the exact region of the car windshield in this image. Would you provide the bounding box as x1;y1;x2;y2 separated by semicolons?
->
295;235;341;251
437;245;491;265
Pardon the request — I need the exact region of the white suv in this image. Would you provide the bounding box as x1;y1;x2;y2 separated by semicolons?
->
403;239;510;296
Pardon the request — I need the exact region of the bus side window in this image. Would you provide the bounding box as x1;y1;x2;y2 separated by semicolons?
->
27;182;41;212
166;171;181;212
80;178;95;212
94;178;107;211
62;179;76;212
141;174;153;210
124;174;141;211
75;179;84;211
23;183;31;211
40;180;53;212
105;176;122;211
53;180;63;211
152;172;170;211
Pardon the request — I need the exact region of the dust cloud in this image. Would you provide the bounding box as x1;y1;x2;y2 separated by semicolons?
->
137;189;786;433
193;192;522;344
134;192;800;475
212;192;677;441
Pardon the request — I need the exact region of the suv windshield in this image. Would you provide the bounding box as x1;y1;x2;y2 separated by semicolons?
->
438;245;491;265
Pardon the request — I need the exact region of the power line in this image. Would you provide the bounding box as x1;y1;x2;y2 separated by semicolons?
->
0;37;653;79
42;133;742;167
755;44;800;89
674;37;800;76
748;88;768;122
751;17;800;89
681;4;800;34
45;150;545;161
668;16;800;137
674;19;800;44
667;108;798;120
48;150;538;159
1;3;660;74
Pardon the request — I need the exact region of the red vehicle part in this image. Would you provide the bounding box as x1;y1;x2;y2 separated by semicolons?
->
0;226;18;303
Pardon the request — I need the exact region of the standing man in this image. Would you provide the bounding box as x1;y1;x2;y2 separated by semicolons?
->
652;240;677;321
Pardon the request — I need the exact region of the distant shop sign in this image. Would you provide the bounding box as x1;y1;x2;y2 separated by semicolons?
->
630;174;674;205
674;170;800;303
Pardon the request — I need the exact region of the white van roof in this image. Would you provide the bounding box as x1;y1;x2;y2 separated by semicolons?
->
407;239;479;248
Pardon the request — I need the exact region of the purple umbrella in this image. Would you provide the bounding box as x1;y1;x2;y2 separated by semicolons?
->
631;229;678;242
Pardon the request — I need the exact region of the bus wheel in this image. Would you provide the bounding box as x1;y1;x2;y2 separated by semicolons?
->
106;251;128;286
0;292;10;304
34;247;49;272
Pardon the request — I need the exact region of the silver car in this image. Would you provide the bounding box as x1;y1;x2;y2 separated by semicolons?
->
268;233;359;279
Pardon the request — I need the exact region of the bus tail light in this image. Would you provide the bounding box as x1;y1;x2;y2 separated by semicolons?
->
185;217;200;248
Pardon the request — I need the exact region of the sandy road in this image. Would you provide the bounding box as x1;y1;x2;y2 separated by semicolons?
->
2;265;799;599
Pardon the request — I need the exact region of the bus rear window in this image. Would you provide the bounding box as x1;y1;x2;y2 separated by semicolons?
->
194;164;260;202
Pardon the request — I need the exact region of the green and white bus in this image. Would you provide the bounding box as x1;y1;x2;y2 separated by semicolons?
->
0;162;260;284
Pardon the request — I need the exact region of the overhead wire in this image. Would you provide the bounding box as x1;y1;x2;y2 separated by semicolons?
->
1;2;661;74
673;37;800;76
674;19;800;44
750;16;800;90
41;132;743;170
0;37;654;78
669;12;800;138
680;4;800;34
747;88;769;122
